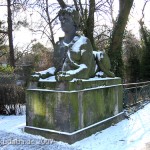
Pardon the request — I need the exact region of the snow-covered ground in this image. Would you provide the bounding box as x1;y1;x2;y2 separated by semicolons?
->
0;103;150;150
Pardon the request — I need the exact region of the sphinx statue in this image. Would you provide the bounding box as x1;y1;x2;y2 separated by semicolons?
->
26;7;124;143
33;6;114;82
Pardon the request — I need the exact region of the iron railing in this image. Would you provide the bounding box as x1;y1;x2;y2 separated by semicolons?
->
123;81;150;108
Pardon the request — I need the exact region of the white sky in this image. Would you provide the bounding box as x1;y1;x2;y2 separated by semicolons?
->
0;0;150;49
127;0;150;38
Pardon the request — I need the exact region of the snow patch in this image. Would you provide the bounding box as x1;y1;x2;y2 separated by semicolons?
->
39;76;56;82
93;51;104;61
72;36;87;53
81;49;86;55
36;67;56;75
66;64;87;75
96;71;104;76
28;84;122;93
39;76;120;83
64;6;76;13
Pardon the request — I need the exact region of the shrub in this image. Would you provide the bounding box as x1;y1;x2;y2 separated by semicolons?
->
0;73;26;115
0;65;14;74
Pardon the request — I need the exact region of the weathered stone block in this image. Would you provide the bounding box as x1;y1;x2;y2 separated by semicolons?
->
25;77;124;143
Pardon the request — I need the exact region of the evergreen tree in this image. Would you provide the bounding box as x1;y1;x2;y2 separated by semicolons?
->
0;21;8;58
108;0;134;78
140;24;150;81
123;31;141;83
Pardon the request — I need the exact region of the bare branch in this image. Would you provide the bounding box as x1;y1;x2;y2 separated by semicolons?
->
73;0;79;11
79;0;84;16
0;30;8;34
0;5;7;6
56;0;66;8
45;0;55;46
141;0;148;22
0;52;7;58
15;40;35;62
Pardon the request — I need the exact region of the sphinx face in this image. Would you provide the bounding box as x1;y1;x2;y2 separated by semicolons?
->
59;13;76;34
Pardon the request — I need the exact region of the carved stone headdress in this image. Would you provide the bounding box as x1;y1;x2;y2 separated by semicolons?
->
58;6;80;29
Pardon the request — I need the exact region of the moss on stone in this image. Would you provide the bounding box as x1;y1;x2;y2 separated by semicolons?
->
68;92;79;130
26;78;123;132
82;89;106;126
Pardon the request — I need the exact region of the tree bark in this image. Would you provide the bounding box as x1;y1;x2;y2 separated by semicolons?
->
57;0;66;8
109;0;134;77
139;0;149;48
7;0;15;67
45;0;55;47
0;30;8;34
85;0;96;50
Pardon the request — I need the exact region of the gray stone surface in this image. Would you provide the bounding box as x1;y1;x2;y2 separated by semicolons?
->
26;78;123;143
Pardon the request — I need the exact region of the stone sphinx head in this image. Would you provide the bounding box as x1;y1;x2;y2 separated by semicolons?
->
58;6;80;32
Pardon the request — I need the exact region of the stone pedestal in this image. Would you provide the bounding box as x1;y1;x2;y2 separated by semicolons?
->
25;77;124;144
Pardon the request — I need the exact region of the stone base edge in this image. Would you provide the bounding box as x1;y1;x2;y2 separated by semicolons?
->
24;112;125;144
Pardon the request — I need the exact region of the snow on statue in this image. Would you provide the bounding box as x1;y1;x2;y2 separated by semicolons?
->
32;6;115;82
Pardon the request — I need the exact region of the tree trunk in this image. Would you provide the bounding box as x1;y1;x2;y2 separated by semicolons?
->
109;0;134;77
46;0;55;47
57;0;66;8
7;0;15;67
85;0;96;50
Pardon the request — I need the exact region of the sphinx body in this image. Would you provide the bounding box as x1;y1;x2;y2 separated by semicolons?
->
32;6;114;82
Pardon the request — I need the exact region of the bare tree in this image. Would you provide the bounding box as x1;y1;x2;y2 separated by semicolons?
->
7;0;15;67
14;0;134;78
108;0;134;77
24;0;60;47
139;0;150;80
1;0;28;67
139;0;149;47
57;0;66;8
